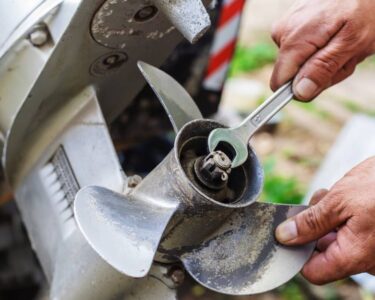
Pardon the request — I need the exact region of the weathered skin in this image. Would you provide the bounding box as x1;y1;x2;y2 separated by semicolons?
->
276;157;375;284
271;0;375;101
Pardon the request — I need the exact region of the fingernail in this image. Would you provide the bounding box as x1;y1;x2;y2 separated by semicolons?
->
276;220;298;243
295;78;318;99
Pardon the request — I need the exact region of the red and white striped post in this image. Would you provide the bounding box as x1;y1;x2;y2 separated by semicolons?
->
203;0;246;91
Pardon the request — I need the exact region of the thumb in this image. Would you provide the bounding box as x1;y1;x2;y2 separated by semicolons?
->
293;28;354;101
275;195;347;245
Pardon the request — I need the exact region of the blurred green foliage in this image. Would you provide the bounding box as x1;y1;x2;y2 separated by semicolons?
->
296;102;331;119
229;43;277;77
278;280;306;300
262;157;304;205
343;100;375;117
358;54;375;68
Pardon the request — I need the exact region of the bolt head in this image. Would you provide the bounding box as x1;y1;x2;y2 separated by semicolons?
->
29;29;48;47
127;175;142;188
134;6;158;22
213;151;232;170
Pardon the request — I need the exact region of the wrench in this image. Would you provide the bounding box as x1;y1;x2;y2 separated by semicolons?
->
208;81;294;168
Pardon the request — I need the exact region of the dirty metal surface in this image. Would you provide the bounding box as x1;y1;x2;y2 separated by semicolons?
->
73;119;264;278
152;0;211;43
74;185;179;278
91;0;210;48
180;136;249;204
71;66;315;296
175;120;264;209
181;203;315;295
91;0;175;49
3;0;194;184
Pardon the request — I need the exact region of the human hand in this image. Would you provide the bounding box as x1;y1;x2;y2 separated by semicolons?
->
276;157;375;284
271;0;375;101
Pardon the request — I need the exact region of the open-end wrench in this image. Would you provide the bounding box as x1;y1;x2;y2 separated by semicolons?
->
208;81;294;168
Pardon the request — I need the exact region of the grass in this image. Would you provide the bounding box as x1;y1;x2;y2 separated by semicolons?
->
262;157;305;205
229;42;277;77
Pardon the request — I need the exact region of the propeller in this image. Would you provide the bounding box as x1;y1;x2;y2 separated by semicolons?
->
74;62;315;295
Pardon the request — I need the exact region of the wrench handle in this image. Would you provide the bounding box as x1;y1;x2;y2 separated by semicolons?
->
234;81;294;143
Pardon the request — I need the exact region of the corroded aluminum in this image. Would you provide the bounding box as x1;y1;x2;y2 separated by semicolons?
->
181;204;314;295
91;0;210;48
153;0;211;43
91;0;175;49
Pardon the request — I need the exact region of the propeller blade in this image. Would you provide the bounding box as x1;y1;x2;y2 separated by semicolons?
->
74;186;178;278
180;202;315;295
153;0;211;44
138;61;203;133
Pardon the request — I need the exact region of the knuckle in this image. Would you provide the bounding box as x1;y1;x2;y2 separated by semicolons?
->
303;206;323;232
344;64;356;76
311;55;341;75
325;247;353;277
334;252;360;276
323;189;347;216
337;20;362;50
342;19;358;37
271;23;281;44
271;19;289;45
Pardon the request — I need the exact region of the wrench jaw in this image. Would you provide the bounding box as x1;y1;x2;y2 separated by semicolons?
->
208;128;249;169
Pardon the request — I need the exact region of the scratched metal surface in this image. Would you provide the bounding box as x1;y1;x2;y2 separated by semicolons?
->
181;203;315;295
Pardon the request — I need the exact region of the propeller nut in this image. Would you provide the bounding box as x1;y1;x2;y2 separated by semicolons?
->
194;151;232;190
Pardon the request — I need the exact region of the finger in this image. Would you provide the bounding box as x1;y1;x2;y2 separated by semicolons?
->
302;238;359;285
271;20;344;91
331;57;357;85
271;41;319;92
317;232;337;252
310;189;329;206
331;52;369;86
275;192;347;245
293;23;358;101
271;22;282;47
